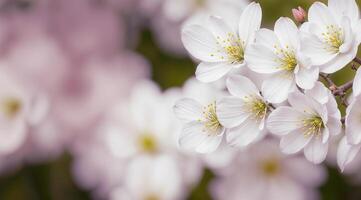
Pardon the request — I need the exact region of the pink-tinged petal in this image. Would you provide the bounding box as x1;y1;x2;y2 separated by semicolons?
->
353;67;361;97
261;72;296;104
267;106;305;136
179;121;223;153
195;62;234;83
0;120;27;155
327;116;342;136
181;25;225;62
245;44;282;74
285;157;327;187
238;2;262;47
280;130;313;154
337;136;361;172
304;137;329;164
217;97;251;128
173;98;202;123
345;98;361;145
226;118;261;147
274;17;300;49
226;75;260;98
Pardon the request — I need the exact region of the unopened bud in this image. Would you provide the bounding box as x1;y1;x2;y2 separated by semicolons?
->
292;6;307;24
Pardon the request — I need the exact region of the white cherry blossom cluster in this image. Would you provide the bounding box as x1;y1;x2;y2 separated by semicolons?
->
174;0;361;169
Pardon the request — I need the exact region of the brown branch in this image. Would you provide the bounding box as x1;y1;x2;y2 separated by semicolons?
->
333;80;353;96
353;57;361;65
320;73;336;88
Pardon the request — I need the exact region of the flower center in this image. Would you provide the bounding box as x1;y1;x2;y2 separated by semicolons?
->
243;96;268;120
201;102;222;135
195;0;206;7
322;25;343;53
212;33;245;64
138;133;157;153
145;194;159;200
260;159;280;176
302;116;324;137
274;45;297;72
2;97;22;118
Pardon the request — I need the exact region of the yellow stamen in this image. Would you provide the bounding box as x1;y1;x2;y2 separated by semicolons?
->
200;102;222;135
322;25;343;53
138;133;157;153
243;96;268;121
211;33;245;64
274;45;297;72
2;97;22;118
261;159;280;176
302;116;324;138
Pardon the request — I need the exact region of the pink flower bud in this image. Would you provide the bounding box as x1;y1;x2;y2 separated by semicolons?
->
292;6;307;23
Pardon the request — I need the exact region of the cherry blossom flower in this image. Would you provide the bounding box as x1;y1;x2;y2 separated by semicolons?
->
110;155;183;200
211;139;327;200
337;68;361;171
181;2;262;82
0;68;48;156
268;82;342;164
246;17;318;103
300;0;361;73
217;75;270;147
174;78;227;153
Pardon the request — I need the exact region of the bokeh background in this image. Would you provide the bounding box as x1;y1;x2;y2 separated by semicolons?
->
0;0;360;199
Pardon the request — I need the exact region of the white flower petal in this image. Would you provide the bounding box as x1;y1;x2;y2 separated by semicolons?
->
327;116;342;136
179;121;223;153
255;28;281;48
261;72;296;103
295;66;319;90
226;118;261;147
308;2;336;26
245;44;282;74
267;106;305;136
329;0;359;22
238;2;262;47
337;136;361;172
208;16;234;44
226;74;260;98
320;37;358;74
304;137;329;164
195;62;234;83
182;25;225;62
300;31;336;66
173;98;202;122
280;130;313;154
217;97;251;128
288;92;324;116
274;17;300;49
305;82;329;104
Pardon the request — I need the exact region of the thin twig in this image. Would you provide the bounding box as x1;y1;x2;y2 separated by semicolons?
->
333;80;353;96
353;57;361;65
319;73;336;88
